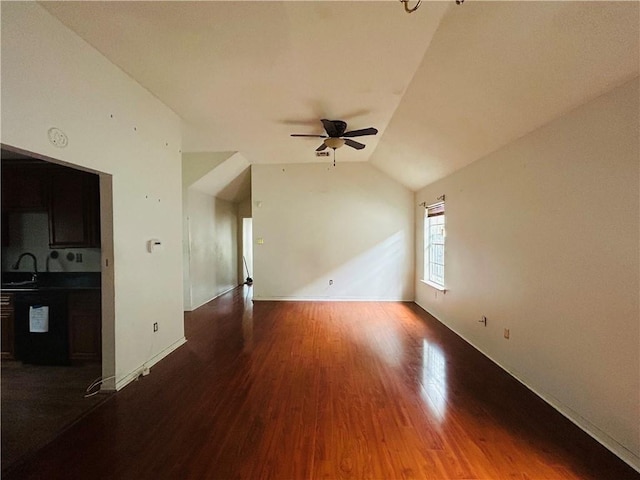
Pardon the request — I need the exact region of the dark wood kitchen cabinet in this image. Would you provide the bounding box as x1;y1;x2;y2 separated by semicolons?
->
68;291;101;362
1;164;48;211
1;161;100;248
48;167;100;248
1;293;15;360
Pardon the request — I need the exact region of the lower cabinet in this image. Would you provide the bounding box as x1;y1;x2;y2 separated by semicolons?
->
1;293;15;360
2;290;100;363
68;291;101;362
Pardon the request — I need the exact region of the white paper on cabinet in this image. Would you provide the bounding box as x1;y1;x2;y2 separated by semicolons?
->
29;306;49;333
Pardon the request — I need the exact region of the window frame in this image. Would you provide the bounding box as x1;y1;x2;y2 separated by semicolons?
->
423;201;446;291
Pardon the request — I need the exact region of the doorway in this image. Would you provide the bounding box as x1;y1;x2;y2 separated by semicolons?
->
0;146;114;472
242;217;253;285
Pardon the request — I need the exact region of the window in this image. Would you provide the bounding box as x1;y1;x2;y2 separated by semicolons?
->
424;201;445;289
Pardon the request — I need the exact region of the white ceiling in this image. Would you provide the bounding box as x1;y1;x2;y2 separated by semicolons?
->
41;1;639;193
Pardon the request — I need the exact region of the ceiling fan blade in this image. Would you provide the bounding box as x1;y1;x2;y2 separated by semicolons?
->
321;119;339;137
342;127;378;138
344;139;365;150
291;134;327;138
316;143;328;152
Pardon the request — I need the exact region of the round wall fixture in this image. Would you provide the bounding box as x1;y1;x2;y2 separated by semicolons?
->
48;127;68;148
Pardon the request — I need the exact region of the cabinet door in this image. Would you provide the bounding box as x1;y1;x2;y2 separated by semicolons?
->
49;169;99;247
68;291;101;362
1;165;48;211
1;294;15;360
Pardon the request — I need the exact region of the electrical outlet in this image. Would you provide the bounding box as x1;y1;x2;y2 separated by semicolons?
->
504;328;510;339
76;253;83;263
153;322;158;333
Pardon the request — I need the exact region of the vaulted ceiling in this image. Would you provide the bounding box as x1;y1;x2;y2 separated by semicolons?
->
41;1;639;193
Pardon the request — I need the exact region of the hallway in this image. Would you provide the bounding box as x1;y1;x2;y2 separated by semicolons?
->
5;287;638;479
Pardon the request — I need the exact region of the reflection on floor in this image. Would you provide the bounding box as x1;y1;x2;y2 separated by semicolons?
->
1;361;110;472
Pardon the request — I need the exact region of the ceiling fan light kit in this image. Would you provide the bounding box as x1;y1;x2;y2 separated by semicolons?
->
324;137;345;150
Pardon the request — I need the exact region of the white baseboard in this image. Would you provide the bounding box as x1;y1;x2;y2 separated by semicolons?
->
413;300;640;473
115;336;187;391
253;296;413;302
186;286;237;311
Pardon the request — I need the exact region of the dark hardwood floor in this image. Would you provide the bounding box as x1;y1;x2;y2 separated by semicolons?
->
4;286;638;479
1;361;107;471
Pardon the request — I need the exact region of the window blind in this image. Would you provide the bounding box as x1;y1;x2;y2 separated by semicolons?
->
426;202;445;217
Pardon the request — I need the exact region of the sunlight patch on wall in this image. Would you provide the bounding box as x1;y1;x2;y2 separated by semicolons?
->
291;230;408;300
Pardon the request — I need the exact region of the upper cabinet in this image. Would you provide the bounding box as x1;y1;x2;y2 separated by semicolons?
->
49;167;100;248
1;161;100;248
1;164;48;211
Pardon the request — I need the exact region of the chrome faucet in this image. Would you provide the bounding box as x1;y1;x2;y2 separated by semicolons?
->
12;252;38;282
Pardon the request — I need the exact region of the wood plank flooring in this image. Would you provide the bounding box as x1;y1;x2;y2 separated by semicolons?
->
1;361;107;471
5;286;638;479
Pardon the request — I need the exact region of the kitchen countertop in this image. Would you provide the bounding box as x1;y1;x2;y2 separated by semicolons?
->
1;272;101;293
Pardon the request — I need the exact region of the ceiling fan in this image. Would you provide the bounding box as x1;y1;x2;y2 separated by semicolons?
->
291;119;378;152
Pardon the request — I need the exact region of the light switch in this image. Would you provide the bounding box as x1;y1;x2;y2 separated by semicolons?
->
257;238;264;245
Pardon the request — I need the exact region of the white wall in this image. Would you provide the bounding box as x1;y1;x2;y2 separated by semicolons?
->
1;3;185;389
252;162;414;301
415;78;640;470
183;188;238;310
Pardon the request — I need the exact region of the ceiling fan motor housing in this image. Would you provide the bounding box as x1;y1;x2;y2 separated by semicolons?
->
328;120;347;137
